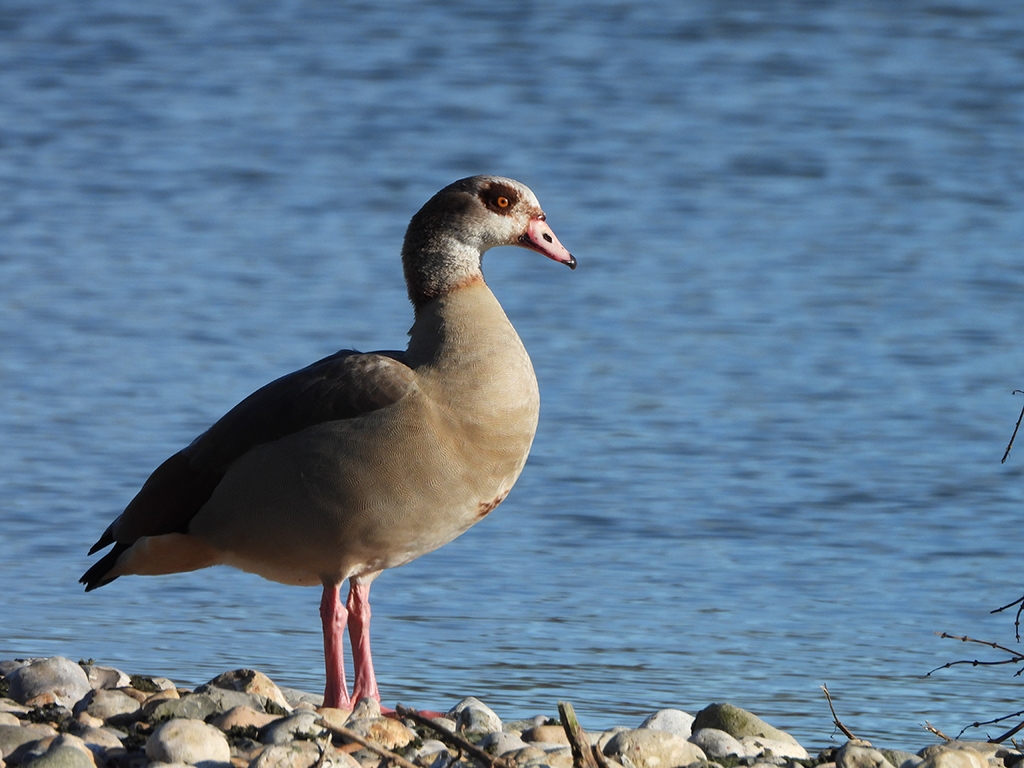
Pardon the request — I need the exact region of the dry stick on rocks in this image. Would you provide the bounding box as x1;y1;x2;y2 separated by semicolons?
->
821;683;857;740
322;722;422;768
395;704;513;768
1000;390;1024;464
558;701;618;768
924;722;954;742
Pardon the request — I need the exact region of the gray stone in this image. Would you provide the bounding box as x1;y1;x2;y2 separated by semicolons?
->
0;659;34;678
348;697;381;720
259;711;325;745
250;741;360;768
0;698;31;715
428;716;457;733
81;664;131;691
506;716;550;731
690;728;744;758
145;717;231;766
917;748;988;768
414;741;459;768
128;674;176;692
691;704;799;746
881;750;920;768
200;669;292;712
278;686;324;708
146;692;220;722
480;731;530;755
0;723;59;763
640;710;695;740
604;728;707;768
449;697;502;734
65;724;124;753
519;745;575;768
7;658;91;709
24;745;94;768
73;687;141;721
837;740;897;768
739;736;809;760
920;744;1002;759
192;685;267;715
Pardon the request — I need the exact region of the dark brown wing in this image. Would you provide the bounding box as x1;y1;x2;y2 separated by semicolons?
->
81;349;415;590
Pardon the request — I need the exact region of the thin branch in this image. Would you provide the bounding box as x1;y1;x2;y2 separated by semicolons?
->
395;704;512;768
999;393;1024;466
935;632;1023;658
991;595;1024;642
821;684;857;740
927;632;1024;676
923;722;953;742
989;719;1024;745
326;725;420;768
322;722;422;768
949;708;1024;742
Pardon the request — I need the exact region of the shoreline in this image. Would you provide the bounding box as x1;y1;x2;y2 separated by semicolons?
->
0;656;1013;768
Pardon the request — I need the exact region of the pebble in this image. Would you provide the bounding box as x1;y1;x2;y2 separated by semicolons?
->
604;727;707;768
1;656;1016;768
692;702;802;745
259;711;325;745
449;697;502;734
640;709;696;739
6;658;91;710
145;717;231;765
344;716;416;749
73;687;141;721
690;726;745;757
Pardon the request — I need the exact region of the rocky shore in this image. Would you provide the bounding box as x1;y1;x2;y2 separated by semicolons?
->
0;657;1015;768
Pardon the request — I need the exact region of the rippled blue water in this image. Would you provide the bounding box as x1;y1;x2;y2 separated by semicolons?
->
3;0;1024;750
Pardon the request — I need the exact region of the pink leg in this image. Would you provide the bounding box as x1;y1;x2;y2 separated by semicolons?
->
320;582;352;709
347;578;380;703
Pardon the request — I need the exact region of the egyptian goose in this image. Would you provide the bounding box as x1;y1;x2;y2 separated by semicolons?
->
81;175;575;709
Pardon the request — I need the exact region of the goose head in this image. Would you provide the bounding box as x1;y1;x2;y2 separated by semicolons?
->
402;175;575;305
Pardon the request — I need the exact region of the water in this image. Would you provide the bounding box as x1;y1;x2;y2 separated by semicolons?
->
2;0;1024;751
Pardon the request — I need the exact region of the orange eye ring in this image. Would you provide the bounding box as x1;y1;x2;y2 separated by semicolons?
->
496;196;510;208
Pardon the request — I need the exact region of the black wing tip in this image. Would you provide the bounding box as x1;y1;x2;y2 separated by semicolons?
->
81;545;125;592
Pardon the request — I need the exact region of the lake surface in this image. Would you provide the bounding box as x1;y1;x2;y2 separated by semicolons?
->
3;0;1024;751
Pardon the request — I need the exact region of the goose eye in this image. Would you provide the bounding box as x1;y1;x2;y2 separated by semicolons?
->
496;196;510;208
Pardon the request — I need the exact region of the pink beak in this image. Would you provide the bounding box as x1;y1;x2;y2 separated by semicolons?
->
519;216;577;270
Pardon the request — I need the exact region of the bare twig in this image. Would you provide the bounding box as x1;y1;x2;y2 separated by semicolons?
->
988;718;1024;744
1001;391;1024;464
312;736;332;768
395;704;512;768
821;684;857;740
948;708;1024;742
991;595;1024;642
924;721;953;741
927;632;1024;676
322;722;422;768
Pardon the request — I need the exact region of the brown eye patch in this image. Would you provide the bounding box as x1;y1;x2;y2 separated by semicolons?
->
480;183;520;215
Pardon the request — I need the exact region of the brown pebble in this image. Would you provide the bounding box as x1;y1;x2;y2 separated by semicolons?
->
316;706;353;730
116;687;148;703
522;724;570;745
